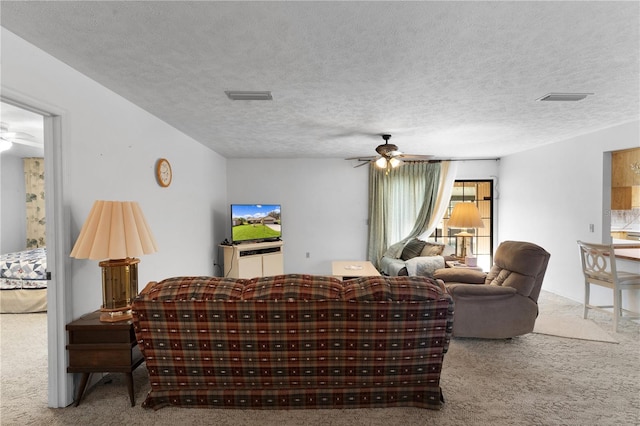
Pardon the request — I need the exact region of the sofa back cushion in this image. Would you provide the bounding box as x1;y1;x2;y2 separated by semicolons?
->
387;276;448;301
142;276;246;301
242;274;343;301
343;275;448;302
343;276;392;301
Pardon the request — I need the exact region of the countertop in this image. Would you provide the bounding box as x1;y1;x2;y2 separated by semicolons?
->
612;240;640;262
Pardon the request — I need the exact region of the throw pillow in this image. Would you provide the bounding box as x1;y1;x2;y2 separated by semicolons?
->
420;242;445;257
383;240;407;259
400;238;428;261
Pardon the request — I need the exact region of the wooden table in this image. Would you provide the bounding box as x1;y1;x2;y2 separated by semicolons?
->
331;260;381;280
66;310;144;407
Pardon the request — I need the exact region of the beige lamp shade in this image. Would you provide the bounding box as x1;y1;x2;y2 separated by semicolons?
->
448;202;484;229
70;200;158;260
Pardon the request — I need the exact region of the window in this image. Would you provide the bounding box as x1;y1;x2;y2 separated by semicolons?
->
434;180;494;271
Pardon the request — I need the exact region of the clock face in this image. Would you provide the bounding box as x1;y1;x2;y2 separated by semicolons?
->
156;158;172;187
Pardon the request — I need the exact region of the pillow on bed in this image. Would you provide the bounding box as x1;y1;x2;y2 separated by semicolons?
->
400;238;427;260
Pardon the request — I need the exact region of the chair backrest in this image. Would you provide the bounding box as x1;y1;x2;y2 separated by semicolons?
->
576;240;617;286
485;240;551;301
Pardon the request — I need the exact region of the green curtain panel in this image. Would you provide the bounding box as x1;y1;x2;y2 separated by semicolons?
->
24;157;46;248
367;161;441;267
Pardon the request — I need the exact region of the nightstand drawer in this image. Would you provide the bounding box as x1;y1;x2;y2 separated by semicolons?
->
68;328;135;345
67;343;142;371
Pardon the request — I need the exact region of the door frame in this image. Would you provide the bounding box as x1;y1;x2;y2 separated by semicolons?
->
1;91;72;407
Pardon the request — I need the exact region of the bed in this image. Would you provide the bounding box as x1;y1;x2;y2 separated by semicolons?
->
0;248;47;313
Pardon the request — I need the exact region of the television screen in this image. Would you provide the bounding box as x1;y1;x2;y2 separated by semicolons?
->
231;204;282;244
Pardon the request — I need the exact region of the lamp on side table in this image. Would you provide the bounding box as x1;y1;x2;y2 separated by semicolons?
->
70;200;158;322
448;202;484;261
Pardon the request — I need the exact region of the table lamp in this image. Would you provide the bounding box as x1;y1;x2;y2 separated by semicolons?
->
448;202;484;260
70;200;158;322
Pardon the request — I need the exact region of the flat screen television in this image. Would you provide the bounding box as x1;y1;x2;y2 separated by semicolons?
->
231;204;282;244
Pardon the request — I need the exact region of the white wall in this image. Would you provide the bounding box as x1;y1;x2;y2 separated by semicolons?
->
2;28;228;406
0;153;27;253
499;121;640;310
227;158;500;275
2;28;227;317
226;159;369;275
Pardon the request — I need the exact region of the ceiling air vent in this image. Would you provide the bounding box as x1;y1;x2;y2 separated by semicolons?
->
536;93;594;102
225;91;273;101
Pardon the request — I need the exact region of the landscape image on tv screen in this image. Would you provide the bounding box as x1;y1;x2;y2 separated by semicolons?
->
231;204;281;243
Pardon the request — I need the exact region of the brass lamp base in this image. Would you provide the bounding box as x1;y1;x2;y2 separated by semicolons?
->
98;258;139;323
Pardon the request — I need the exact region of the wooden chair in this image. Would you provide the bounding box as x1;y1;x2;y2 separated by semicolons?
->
577;240;640;332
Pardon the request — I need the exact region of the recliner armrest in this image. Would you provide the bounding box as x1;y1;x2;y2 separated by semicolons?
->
446;283;517;299
433;268;486;284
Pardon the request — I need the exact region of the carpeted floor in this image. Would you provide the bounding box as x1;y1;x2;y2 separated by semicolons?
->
1;291;639;426
533;315;619;343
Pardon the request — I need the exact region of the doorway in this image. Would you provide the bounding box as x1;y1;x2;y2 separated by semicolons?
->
1;96;71;407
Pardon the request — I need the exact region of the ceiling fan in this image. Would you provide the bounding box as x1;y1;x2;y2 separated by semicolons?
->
346;134;433;172
0;122;42;152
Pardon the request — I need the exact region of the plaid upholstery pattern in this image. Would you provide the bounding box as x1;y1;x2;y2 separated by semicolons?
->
243;274;343;300
144;276;246;301
132;275;454;410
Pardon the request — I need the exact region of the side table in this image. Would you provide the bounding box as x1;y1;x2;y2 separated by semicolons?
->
66;310;144;407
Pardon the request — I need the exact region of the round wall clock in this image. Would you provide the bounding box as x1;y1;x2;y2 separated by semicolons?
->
155;158;172;187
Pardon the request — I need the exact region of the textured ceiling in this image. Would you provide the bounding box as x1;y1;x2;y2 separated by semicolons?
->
1;1;638;161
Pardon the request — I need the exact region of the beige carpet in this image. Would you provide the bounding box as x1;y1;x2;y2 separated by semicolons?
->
533;315;619;343
1;291;639;426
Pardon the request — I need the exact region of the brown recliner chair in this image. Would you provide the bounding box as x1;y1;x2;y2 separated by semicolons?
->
433;240;550;339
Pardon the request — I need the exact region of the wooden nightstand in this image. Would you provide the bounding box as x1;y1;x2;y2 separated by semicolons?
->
66;310;144;407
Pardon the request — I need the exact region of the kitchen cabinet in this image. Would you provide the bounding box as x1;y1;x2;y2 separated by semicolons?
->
611;148;640;210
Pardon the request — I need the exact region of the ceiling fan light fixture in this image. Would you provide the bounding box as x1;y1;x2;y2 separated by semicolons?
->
225;90;273;101
536;92;594;102
389;157;403;168
375;157;387;168
0;139;12;153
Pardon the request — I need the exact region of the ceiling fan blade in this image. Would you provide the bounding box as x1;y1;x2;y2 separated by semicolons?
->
10;138;43;149
0;128;36;139
353;161;371;168
345;155;376;160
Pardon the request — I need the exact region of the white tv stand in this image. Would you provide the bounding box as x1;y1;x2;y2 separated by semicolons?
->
221;240;284;279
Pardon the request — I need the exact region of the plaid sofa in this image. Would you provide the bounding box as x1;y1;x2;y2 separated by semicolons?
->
132;274;454;410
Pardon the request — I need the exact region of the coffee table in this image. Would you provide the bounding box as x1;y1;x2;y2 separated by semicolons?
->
331;260;381;280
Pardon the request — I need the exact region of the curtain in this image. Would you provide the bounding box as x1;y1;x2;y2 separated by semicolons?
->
24;157;46;249
418;160;458;240
367;161;441;267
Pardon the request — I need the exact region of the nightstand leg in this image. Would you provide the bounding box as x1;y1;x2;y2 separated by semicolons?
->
125;372;135;406
73;373;90;407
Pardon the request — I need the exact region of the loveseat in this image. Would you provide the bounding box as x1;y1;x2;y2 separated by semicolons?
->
131;274;454;410
379;238;455;277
